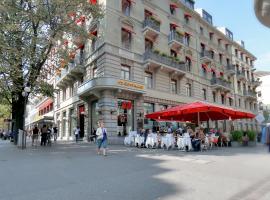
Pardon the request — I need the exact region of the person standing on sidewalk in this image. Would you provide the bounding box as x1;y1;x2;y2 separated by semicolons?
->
40;125;48;146
53;127;58;142
32;126;39;147
96;121;108;156
74;126;80;143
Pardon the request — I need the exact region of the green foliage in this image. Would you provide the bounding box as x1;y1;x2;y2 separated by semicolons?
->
153;49;160;55
231;130;243;142
247;130;256;141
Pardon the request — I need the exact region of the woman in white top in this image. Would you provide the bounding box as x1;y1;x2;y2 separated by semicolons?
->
96;121;108;156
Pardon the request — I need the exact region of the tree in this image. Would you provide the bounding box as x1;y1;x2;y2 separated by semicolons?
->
0;0;103;137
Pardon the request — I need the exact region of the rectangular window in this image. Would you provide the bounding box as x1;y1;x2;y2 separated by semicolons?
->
121;65;130;80
145;72;153;89
171;79;177;94
209;32;213;40
70;84;74;97
202;89;207;100
145;38;153;51
93;67;97;78
121;29;132;50
221;94;225;105
229;98;233;106
200;27;204;35
238;98;241;107
184;33;190;46
185;83;192;97
170;5;176;15
219;53;223;64
212;91;216;102
63;88;66;101
122;0;131;16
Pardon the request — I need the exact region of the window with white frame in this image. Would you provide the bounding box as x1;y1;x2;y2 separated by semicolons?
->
171;79;177;94
145;72;153;89
121;64;130;80
185;83;192;97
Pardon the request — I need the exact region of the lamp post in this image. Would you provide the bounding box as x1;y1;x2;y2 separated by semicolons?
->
21;86;31;149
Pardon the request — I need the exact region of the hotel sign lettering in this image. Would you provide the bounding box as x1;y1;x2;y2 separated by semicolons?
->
117;80;144;90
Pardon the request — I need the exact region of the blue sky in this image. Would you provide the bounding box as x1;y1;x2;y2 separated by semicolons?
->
195;0;270;71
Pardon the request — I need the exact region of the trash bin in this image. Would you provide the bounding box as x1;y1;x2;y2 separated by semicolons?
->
17;129;26;149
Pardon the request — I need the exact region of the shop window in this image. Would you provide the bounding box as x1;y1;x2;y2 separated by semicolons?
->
171;79;177;94
202;89;207;100
185;83;192;97
121;28;132;50
145;72;153;89
121;64;130;80
117;99;134;135
143;103;154;130
122;0;131;16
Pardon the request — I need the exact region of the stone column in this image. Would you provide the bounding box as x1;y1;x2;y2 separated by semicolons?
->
65;109;70;140
98;90;117;137
135;96;144;131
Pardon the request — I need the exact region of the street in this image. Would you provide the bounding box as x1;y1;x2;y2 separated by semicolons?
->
0;140;270;200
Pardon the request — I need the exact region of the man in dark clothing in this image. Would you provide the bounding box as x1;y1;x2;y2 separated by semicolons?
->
32;126;39;146
40;125;48;146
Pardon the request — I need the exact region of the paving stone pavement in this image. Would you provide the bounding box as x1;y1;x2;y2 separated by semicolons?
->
0;140;270;200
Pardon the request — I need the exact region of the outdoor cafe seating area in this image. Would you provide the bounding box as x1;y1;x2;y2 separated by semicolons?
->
124;101;255;152
124;128;230;152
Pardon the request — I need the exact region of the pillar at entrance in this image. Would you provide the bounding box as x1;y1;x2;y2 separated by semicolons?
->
98;90;117;137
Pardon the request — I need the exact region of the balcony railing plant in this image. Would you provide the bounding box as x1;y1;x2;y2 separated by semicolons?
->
143;17;160;32
168;31;184;44
211;77;232;89
144;50;187;72
200;50;214;60
244;90;257;98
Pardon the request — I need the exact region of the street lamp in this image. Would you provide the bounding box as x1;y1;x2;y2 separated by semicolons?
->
21;86;31;149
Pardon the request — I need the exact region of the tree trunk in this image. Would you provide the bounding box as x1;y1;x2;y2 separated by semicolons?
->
12;95;26;145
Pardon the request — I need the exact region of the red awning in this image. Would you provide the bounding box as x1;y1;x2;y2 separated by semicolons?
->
220;72;224;75
170;3;179;8
170;23;179;28
184;13;192;18
122;25;136;34
127;0;136;4
145;101;255;123
89;0;97;4
38;99;53;111
90;30;97;36
185;32;192;36
211;68;216;73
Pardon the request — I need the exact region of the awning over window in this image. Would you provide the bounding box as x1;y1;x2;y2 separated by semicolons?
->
122;24;136;34
184;13;192;18
170;23;180;28
170;3;179;8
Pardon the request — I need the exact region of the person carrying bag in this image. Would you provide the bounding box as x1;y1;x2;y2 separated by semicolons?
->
96;121;108;156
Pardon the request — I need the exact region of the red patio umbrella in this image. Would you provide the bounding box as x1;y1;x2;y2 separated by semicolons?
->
145;101;255;124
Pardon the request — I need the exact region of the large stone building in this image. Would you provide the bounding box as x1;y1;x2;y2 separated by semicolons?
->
54;0;261;141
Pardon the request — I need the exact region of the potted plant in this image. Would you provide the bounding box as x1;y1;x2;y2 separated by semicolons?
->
161;52;167;57
153;49;160;55
231;130;243;147
247;130;256;146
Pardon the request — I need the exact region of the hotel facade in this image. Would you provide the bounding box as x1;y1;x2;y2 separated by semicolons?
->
53;0;261;141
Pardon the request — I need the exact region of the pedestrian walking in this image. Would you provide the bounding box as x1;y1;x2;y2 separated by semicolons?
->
96;121;108;156
53;127;58;142
32;126;39;147
74;126;80;143
40;125;48;146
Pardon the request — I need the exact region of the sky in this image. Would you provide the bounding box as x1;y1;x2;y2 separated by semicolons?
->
195;0;270;71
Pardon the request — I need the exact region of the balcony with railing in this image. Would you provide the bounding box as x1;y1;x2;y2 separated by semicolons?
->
251;78;262;87
143;17;160;38
200;50;214;63
143;50;187;75
56;53;85;88
226;64;236;75
244;90;257;100
236;70;246;81
211;78;232;92
168;31;185;49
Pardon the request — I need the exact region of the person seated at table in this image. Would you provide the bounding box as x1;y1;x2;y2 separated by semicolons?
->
167;125;173;134
242;131;249;146
191;131;201;151
198;128;206;143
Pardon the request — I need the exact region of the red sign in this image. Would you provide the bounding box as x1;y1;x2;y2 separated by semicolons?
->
121;101;132;110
